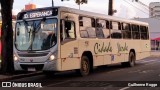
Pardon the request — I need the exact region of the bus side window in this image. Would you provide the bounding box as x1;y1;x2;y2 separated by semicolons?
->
80;30;89;38
122;23;131;39
64;21;76;39
96;23;104;38
140;26;148;40
111;21;122;39
96;19;105;38
132;24;140;39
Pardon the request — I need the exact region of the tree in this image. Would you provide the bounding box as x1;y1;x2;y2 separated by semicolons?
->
0;0;14;74
75;0;87;5
61;0;87;5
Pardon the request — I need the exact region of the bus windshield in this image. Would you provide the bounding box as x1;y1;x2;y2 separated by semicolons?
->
15;18;57;51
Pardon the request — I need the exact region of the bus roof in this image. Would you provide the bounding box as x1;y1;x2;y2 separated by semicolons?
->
58;6;148;26
17;6;148;26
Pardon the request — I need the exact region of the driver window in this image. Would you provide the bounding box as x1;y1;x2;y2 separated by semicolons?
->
64;21;76;39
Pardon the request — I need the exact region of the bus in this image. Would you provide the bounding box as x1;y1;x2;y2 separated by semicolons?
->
14;6;150;76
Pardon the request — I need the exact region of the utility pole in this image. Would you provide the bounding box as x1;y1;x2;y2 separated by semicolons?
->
108;0;114;16
52;0;54;7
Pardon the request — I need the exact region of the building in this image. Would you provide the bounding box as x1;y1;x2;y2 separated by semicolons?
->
25;4;36;10
134;18;160;50
149;2;160;18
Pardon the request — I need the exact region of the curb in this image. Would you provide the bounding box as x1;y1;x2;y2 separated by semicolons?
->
0;71;43;82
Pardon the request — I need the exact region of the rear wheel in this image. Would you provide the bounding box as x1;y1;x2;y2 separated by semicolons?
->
121;52;136;67
76;56;90;76
127;52;136;67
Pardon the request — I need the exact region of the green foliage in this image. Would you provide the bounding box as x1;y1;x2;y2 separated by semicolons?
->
61;0;88;5
76;0;88;5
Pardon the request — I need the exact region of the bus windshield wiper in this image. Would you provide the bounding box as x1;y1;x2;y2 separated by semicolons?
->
27;19;44;51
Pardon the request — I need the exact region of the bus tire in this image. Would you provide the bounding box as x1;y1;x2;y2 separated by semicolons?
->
121;52;136;67
127;52;136;67
43;71;55;77
76;56;90;76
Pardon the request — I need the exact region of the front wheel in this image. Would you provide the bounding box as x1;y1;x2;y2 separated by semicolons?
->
76;56;90;76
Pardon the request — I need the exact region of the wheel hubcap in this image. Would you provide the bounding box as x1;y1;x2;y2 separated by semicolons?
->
82;60;88;73
130;54;135;65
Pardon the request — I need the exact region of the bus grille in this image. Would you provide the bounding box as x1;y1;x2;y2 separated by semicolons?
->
20;64;44;71
18;53;48;57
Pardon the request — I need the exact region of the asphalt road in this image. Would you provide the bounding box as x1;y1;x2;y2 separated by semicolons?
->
2;57;160;90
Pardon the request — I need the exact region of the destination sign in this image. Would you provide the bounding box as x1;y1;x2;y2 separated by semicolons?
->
23;10;53;19
17;8;58;20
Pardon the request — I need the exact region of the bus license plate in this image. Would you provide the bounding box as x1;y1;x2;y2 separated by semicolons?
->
28;68;36;71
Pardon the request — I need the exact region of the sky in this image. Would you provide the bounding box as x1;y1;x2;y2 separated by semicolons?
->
13;0;160;19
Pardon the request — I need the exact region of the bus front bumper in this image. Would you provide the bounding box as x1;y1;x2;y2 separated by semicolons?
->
14;60;57;71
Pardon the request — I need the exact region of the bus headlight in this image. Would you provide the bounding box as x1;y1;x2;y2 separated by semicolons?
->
14;54;18;61
49;54;55;61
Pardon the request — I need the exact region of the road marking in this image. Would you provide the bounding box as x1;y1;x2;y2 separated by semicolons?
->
107;60;159;74
108;60;158;73
157;61;160;62
139;70;154;74
136;58;156;62
128;70;141;73
119;87;130;90
107;69;123;73
144;62;158;66
137;59;158;63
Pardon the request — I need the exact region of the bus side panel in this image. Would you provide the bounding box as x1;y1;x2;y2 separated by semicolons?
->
124;40;142;62
78;21;106;66
93;39;108;66
78;22;112;66
139;40;151;60
111;39;125;64
78;23;112;66
78;39;112;66
103;39;112;65
60;12;80;71
57;13;62;71
123;39;150;62
60;41;80;71
78;39;104;67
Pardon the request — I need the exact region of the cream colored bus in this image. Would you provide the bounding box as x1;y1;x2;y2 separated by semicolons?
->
14;7;150;76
